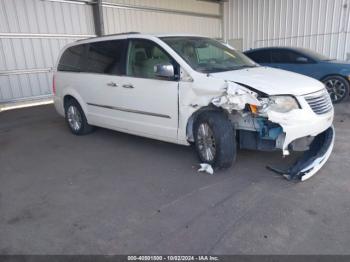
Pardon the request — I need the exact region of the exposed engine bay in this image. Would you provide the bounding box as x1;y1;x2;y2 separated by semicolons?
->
208;81;334;181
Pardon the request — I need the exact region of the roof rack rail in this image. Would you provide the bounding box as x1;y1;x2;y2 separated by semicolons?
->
107;32;140;36
77;32;140;41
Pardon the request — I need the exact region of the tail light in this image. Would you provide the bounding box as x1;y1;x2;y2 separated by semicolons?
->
52;74;56;95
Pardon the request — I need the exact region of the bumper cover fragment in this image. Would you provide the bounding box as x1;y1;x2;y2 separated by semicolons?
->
267;126;335;181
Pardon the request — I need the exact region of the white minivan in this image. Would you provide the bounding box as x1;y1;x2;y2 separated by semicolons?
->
54;32;334;181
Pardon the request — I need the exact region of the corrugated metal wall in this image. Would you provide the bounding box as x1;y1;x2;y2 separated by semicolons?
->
0;0;95;103
0;0;222;104
4;0;350;103
102;0;222;38
223;0;350;61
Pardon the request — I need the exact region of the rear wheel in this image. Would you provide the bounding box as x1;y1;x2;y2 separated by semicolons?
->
64;99;94;135
322;76;349;103
193;111;236;169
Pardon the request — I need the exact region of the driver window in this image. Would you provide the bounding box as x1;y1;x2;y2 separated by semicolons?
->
127;39;173;79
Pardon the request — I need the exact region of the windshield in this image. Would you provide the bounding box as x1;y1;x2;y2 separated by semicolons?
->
298;48;331;61
161;37;257;73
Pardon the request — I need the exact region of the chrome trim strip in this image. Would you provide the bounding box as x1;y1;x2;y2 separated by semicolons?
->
0;33;96;39
87;103;171;119
0;68;52;76
303;89;329;96
102;2;221;19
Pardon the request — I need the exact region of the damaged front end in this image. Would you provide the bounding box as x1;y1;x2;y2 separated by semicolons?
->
210;81;334;181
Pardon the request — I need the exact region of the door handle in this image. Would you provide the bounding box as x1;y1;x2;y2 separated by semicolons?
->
122;84;134;89
107;81;118;87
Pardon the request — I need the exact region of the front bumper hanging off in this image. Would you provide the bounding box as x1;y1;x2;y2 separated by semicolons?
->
268;126;335;181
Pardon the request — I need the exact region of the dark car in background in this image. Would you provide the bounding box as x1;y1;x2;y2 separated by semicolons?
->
244;47;350;103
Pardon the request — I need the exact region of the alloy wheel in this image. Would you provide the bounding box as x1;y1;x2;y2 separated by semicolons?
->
197;123;216;162
67;105;82;131
325;78;347;103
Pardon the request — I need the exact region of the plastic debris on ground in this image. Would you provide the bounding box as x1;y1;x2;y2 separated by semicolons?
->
198;163;214;175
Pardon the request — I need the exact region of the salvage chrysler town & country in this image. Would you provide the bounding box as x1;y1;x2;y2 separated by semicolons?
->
54;33;334;181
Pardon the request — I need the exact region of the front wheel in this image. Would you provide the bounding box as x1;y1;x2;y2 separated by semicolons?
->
193;111;236;169
322;76;349;103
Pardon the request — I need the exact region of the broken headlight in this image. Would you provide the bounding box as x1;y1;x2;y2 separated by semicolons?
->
256;95;300;114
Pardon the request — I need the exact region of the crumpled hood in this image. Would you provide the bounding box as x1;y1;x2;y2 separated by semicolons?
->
210;66;325;96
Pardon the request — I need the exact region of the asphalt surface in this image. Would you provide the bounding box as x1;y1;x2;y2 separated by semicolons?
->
0;102;350;255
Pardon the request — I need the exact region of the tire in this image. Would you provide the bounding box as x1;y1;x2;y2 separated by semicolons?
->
64;99;94;135
193;111;236;169
322;75;350;103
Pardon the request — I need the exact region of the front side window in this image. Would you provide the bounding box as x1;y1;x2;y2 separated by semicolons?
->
161;37;256;73
58;44;86;72
127;39;176;79
85;40;127;75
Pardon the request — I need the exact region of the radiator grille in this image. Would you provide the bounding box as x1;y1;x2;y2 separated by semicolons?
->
304;90;333;115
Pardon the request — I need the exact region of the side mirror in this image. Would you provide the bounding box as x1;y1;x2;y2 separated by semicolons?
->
154;63;174;79
296;57;308;63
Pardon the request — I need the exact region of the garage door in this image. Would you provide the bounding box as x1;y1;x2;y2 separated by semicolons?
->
0;0;222;104
102;0;222;38
0;0;95;104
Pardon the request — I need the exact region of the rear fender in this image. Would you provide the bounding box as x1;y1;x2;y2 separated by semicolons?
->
62;88;88;114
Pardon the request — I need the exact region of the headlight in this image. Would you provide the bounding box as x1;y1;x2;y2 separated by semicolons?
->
268;95;300;113
255;95;300;114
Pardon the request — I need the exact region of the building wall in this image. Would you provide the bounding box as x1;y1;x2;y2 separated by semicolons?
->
0;0;222;104
0;0;95;103
102;0;222;38
223;0;350;61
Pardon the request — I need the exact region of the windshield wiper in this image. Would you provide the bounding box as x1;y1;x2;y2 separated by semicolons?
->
198;64;258;73
233;65;258;69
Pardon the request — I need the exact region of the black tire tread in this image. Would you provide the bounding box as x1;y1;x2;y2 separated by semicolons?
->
193;110;236;169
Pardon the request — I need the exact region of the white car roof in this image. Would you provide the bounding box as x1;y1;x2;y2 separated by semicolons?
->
155;33;206;38
76;32;208;44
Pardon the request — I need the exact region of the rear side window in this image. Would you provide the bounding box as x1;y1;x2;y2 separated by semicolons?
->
271;49;310;64
246;50;271;63
270;50;292;63
85;40;127;75
57;44;86;72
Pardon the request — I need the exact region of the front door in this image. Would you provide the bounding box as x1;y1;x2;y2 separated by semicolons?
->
113;38;179;142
